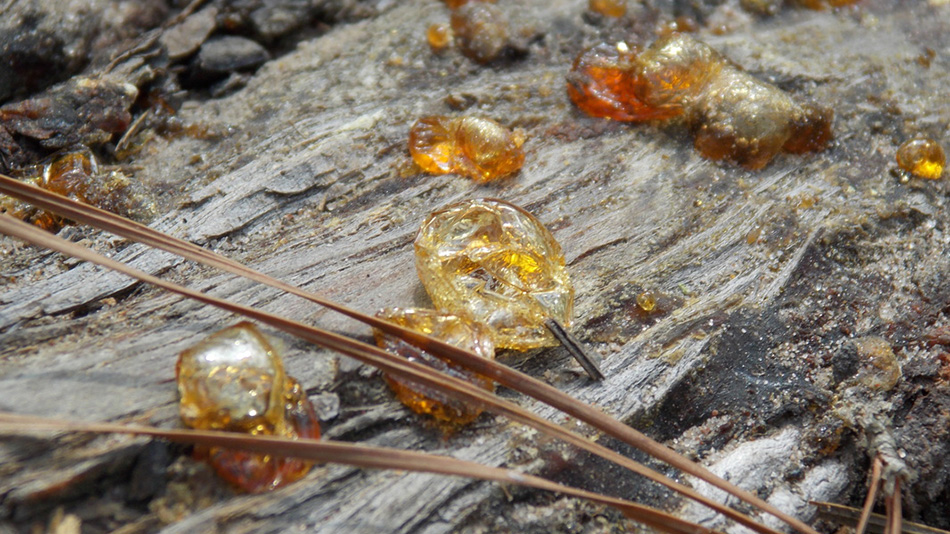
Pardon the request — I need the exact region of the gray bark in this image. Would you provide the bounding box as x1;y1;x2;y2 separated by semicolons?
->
1;0;949;532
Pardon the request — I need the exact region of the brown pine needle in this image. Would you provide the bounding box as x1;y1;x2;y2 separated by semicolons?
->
0;175;815;534
887;478;902;534
857;456;884;534
0;212;781;534
0;412;717;534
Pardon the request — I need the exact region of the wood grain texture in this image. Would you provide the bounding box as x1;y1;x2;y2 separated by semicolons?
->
2;0;950;532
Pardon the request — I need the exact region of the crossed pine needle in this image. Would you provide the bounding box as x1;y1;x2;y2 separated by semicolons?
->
0;173;919;533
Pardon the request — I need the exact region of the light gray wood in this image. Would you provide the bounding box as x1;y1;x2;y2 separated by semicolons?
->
2;0;949;532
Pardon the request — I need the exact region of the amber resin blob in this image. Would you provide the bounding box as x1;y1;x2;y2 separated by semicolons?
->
408;116;525;181
176;322;320;493
415;198;573;350
0;149;155;231
567;33;834;169
374;308;496;426
896;138;945;180
566;42;681;122
588;0;627;17
426;22;453;52
450;2;509;64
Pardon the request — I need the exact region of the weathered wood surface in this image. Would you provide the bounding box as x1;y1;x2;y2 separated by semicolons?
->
2;0;950;532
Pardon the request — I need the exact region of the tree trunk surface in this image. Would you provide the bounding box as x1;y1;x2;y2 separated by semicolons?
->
1;0;949;532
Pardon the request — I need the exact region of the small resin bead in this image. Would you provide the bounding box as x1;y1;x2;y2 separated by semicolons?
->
408;116;525;181
589;0;627;17
374;308;495;426
450;2;508;64
427;23;453;52
896;138;945;180
636;291;657;312
176;322;320;493
414;198;574;350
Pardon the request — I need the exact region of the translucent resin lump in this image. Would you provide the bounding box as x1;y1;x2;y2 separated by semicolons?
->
896;138;945;180
426;22;453;52
450;2;509;64
408;116;525;181
374;308;496;426
176;322;320;493
567;33;834;169
0;149;155;231
414;198;574;350
566;42;682;122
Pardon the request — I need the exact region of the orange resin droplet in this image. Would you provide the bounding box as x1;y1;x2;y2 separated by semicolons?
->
374;308;496;427
414;198;574;350
657;16;699;37
176;322;320;493
589;0;627;17
42;151;98;202
567;42;682;122
408;116;457;175
442;0;494;8
427;23;453;52
896;138;945;180
408;116;525;181
0;149;156;231
783;103;835;155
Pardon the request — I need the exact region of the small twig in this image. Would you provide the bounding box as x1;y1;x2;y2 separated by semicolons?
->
104;31;162;74
114;109;150;157
165;0;208;28
812;502;950;534
104;0;208;74
544;318;604;381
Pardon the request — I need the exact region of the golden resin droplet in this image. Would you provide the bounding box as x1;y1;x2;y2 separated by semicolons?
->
374;308;495;427
636;291;657;312
414;198;574;350
176;322;320;493
896;138;945;180
408;116;525;181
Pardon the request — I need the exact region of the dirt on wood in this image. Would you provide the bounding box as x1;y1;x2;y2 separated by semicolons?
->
1;0;949;532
